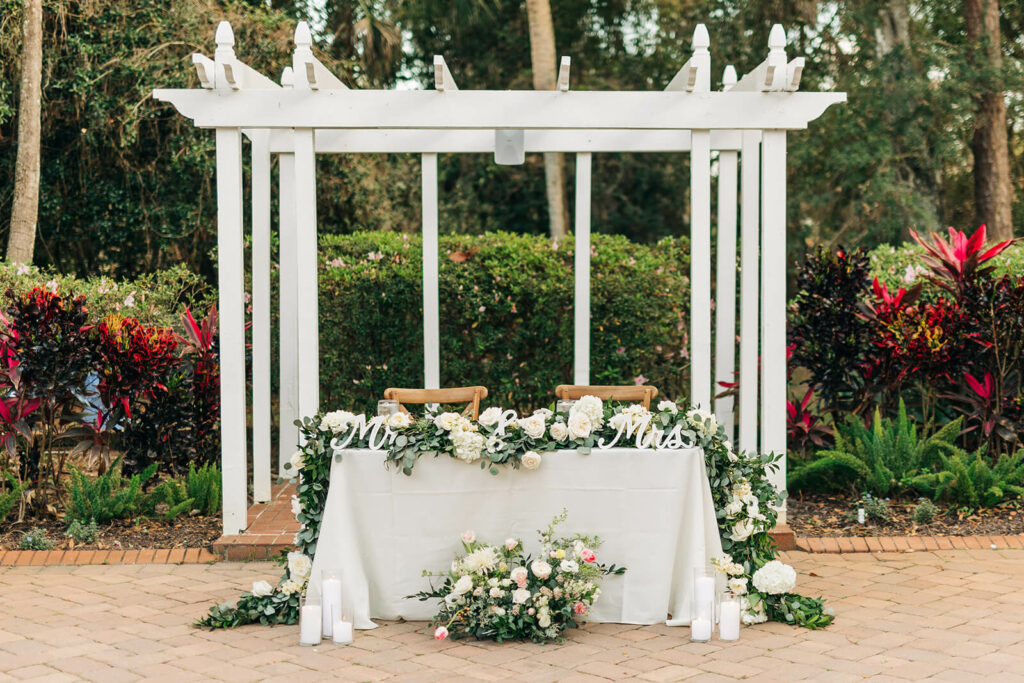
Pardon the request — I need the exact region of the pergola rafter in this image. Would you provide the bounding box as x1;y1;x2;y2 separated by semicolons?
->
153;20;845;535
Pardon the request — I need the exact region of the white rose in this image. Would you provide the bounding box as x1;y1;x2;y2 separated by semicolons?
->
733;481;753;499
567;412;592;440
388;411;412;429
657;400;678;415
512;588;531;604
518;414;546;439
453;575;474;595
728;577;749;595
288;450;304;472
573;395;604;427
549;421;569;442
530;560;552;580
251;580;273;597
752;561;797;595
320;410;357;433
489;586;503;598
538;611;551;628
287;552;312;583
521;451;542;470
729;519;754;542
510;566;529;584
725;499;743;518
532;408;553;419
478;406;503;426
433;412;461;431
559;559;579;574
279;579;302;596
290;495;301;517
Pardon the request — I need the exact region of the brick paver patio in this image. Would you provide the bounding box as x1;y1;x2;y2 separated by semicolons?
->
2;549;1022;681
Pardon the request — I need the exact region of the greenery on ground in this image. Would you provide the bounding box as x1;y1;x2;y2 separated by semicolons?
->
19;526;53;550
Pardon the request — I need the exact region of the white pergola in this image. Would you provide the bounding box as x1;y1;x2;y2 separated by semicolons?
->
154;21;844;534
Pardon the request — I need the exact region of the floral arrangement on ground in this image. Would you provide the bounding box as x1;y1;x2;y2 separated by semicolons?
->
197;397;833;632
412;511;626;643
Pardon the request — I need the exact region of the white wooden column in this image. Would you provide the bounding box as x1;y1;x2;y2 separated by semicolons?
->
215;127;248;535
714;147;737;440
739;131;760;455
422;153;440;390
574;152;592;385
294;129;319;421
761;129;787;513
690;130;712;411
251;131;271;502
278;152;299;474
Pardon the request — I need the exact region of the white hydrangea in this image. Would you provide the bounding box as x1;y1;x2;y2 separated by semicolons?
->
621;404;650;421
478;406;503;426
567;412;593;440
657;400;678;414
518;414;546;439
572;395;604;428
451;429;485;462
279;579;302;596
752;560;797;595
320;410;357;433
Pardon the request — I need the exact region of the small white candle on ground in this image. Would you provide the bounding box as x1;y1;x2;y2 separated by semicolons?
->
299;603;322;646
321;576;342;637
333;620;354;644
719;600;741;640
690;616;712;641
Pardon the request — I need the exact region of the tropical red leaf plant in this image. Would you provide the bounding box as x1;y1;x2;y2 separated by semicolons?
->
787;386;834;457
909;224;1015;297
180;305;220;465
95;315;180;426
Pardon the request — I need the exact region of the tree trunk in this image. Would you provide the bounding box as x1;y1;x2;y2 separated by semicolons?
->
525;0;569;239
965;0;1013;240
7;0;43;264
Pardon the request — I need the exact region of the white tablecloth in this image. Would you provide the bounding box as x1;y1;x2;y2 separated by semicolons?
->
308;448;723;629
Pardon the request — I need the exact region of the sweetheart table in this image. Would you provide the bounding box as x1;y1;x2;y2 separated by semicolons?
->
307;447;723;629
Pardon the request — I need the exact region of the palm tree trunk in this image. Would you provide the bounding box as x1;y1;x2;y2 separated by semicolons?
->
7;0;44;264
965;0;1013;240
525;0;569;239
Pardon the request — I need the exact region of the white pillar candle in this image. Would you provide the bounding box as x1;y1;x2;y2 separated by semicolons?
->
719;600;741;641
690;616;712;642
299;603;322;646
694;576;715;605
332;620;354;644
321;576;342;637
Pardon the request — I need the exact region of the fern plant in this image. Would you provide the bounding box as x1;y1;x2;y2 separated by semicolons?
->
142;463;221;520
788;400;961;496
0;472;26;523
908;448;1024;508
67;459;158;524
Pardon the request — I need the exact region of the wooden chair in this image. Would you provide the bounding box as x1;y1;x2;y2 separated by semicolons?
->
555;384;659;409
383;386;489;420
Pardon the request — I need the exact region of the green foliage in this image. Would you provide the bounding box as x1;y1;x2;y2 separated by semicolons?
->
196;590;300;630
908;448;1024;508
66;460;157;525
19;526;54;551
869;243;1024;304
314;232;690;414
758;593;834;630
912;498;940;525
0;472;25;523
789;401;961;496
858;494;891;523
65;518;99;545
145;463;222;519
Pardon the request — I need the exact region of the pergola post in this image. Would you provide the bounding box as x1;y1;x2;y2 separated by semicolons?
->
738;131;761;455
294;128;320;422
573;152;592;385
422;153;440;390
714;146;738;441
690;129;712;411
215;127;248;535
251;130;272;503
278;152;299;473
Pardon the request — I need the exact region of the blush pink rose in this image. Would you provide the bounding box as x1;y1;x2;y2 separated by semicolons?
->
461;530;475;544
580;549;596;563
433;626;449;640
573;601;588;615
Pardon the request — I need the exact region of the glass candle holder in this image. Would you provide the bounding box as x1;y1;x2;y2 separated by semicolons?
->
321;569;342;638
333;600;355;645
719;592;741;641
691;567;715;642
377;399;399;417
299;596;322;646
555;399;576;415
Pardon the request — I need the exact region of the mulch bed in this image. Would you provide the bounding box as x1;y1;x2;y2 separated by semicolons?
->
788;492;1024;537
0;515;221;552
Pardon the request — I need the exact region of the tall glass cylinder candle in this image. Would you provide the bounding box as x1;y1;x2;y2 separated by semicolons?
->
555;399;576;415
321;569;342;638
377;399;399;417
299;596;322;646
691;567;715;642
719;593;741;641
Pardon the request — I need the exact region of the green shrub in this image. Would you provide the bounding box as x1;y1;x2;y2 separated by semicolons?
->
311;231;691;414
908;448;1024;508
0;473;25;523
912;498;939;524
868;242;1024;303
145;463;222;519
66;460;158;524
65;519;99;545
858;494;891;523
19;527;54;551
788;400;961;496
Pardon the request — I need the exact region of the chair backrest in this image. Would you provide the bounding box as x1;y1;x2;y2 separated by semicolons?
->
555;384;659;409
383;386;489;420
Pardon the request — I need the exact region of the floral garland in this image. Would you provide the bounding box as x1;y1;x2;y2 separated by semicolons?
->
197;397;833;630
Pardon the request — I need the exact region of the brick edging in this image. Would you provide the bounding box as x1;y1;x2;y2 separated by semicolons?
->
796;534;1024;553
0;547;221;566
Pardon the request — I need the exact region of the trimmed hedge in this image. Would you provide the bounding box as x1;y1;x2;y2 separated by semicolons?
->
312;232;691;414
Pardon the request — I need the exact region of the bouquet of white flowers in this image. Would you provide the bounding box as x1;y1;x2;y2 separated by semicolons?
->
411;511;625;643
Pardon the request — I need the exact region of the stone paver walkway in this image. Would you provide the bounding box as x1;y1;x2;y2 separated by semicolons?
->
2;549;1022;681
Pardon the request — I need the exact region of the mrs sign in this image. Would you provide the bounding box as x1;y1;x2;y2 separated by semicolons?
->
153;21;845;534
